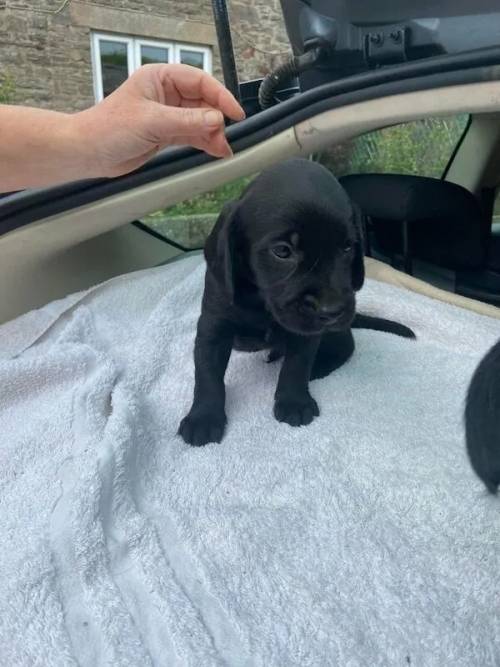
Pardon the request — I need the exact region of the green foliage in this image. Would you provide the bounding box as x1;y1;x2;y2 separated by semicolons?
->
141;175;256;246
165;174;255;217
0;74;15;104
319;114;469;179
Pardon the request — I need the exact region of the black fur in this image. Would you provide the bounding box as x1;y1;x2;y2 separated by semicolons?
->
178;158;415;446
465;339;500;494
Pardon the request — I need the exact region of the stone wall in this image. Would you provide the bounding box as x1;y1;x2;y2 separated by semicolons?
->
0;0;290;112
226;0;290;82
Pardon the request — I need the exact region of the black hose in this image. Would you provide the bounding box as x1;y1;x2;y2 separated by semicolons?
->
258;49;321;110
211;0;241;105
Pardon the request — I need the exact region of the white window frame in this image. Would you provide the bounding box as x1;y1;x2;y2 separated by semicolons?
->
175;43;213;73
134;38;174;70
91;32;212;102
91;33;134;102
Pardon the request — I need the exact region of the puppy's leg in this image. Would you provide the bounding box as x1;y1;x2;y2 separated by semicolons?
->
465;339;500;494
178;315;233;447
310;330;355;380
274;334;320;427
265;326;286;364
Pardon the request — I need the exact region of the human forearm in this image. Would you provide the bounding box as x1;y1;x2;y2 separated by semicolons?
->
0;64;244;193
0;105;95;191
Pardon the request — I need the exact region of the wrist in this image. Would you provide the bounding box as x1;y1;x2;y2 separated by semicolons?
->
67;108;108;180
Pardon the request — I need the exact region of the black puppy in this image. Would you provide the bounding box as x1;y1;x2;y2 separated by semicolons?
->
179;158;415;446
465;339;500;494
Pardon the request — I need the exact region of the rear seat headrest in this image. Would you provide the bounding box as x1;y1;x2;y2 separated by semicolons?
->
339;173;487;271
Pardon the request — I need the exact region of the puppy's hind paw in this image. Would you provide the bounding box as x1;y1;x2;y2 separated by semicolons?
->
274;393;319;427
178;409;227;447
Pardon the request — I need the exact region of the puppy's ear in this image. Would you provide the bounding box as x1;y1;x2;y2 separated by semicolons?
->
204;201;239;302
351;202;366;291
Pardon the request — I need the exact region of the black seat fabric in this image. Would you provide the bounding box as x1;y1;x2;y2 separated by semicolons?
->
487;222;500;272
339;173;487;271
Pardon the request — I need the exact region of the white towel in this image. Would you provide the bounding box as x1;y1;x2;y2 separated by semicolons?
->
1;254;500;667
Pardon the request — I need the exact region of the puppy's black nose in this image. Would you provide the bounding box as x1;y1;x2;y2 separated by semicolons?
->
302;295;345;322
317;304;345;323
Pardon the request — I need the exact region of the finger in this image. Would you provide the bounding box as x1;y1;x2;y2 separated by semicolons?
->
166;131;233;158
149;103;229;141
203;131;233;157
158;64;245;121
179;98;210;109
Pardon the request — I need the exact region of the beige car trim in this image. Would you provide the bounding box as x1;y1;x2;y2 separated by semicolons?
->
2;81;500;322
366;258;500;319
295;80;500;152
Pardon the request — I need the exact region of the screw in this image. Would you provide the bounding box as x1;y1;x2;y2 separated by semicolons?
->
391;30;402;43
369;33;383;46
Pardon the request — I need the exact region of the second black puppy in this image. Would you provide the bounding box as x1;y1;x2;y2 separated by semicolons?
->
179;158;415;446
465;339;500;494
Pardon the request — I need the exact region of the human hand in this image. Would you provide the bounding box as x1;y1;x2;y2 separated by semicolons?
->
73;63;245;178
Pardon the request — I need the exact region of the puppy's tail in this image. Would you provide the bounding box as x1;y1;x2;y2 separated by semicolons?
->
352;313;416;339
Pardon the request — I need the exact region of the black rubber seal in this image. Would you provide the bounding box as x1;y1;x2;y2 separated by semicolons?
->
441;114;473;180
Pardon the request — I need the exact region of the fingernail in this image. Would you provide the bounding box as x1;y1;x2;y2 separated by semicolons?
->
204;110;223;127
216;147;232;160
222;142;233;158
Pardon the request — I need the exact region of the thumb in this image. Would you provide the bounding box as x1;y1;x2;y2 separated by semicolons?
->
151;104;225;140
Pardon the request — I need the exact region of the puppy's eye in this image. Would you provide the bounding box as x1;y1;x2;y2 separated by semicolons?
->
271;243;293;259
343;242;353;253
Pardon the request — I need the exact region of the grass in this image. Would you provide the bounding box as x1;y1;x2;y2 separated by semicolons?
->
0;74;15;104
166;175;255;217
141;175;256;247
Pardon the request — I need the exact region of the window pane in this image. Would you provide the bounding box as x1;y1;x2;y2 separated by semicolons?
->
317;114;469;179
179;49;205;70
99;40;128;97
141;45;169;65
140;175;255;249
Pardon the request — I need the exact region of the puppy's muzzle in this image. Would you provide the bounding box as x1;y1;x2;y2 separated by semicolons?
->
301;294;352;325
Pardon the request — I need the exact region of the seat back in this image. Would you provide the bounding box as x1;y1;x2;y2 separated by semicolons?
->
340;173;488;271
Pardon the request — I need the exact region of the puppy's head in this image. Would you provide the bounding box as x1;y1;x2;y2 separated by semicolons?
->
206;159;365;336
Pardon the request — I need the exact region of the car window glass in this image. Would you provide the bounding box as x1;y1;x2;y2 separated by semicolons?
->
317;114;469;178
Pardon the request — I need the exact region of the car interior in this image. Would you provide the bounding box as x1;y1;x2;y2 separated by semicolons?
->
3;2;500;663
1;2;500;325
1;83;500;325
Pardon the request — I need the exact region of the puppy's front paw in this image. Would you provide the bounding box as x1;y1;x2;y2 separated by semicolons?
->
178;408;227;447
274;393;319;427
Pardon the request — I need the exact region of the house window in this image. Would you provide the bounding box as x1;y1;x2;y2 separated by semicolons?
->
91;33;212;101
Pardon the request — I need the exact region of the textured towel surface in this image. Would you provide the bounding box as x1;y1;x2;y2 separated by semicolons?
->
1;254;500;667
